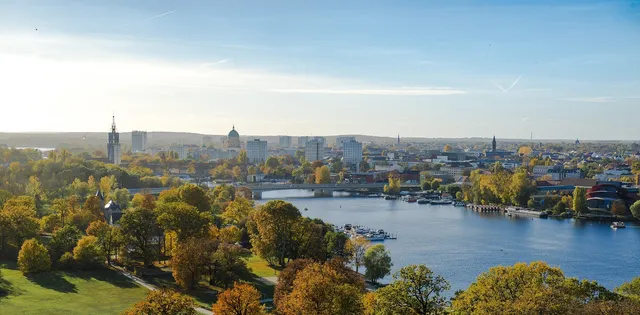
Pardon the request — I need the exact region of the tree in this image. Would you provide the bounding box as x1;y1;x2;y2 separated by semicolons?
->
73;236;104;269
455;191;464;200
86;221;120;265
384;175;401;195
112;188;130;210
156;202;212;243
518;146;533;156
208;244;250;288
278;262;364;315
0;197;39;257
616;276;640;301
630;201;640;220
443;144;453;152
374;264;450;315
421;181;432;191
325;230;351;260
349;237;370;273
331;160;344;173
40;213;63;233
452;261;618;314
573;187;588;213
99;175;117;200
315;165;331;184
222;197;254;225
219;226;242;244
311;160;324;169
611;200;628;216
237;150;249;165
359;160;371;172
274;259;315;309
18;238;51;274
509;171;535;206
119;207;159;266
430;179;441;191
232;166;244;181
49;224;82;262
171;238;207;290
249;200;301;267
364;244;392;284
178;184;211;213
72;195;104;231
123;289;196;315
132;194;156;211
266;156;280;172
212;282;266;315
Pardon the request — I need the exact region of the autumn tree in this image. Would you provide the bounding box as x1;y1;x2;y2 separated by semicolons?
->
178;183;211;212
452;261;618;314
112;188;130;209
72;195;104;231
518;146;533;156
509;170;535;206
119;207;159;266
156;202;212;243
573;187;588;213
212;282;266;315
86;221;120;265
237;150;249;165
73;236;104;269
630;201;640;220
278;262;365;315
249;200;301;267
171;237;207;290
611;200;628;216
274;259;315;309
443;144;453;152
99;175;117;200
0;198;39;257
315;165;331;184
123;289;196;315
616;276;640;301
364;244;392;284
132;193;156;211
349;237;371;273
222;197;254;225
374;264;450;315
49;224;82;262
207;244;250;288
18;238;51;274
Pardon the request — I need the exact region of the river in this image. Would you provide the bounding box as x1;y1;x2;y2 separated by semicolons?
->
259;190;640;293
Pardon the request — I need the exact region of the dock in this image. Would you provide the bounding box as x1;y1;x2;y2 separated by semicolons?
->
466;204;503;213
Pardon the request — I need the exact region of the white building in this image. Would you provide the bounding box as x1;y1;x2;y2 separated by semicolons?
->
297;136;309;148
169;145;187;160
279;136;292;148
533;166;555;178
247;139;268;163
596;169;633;182
131;130;148;152
343;140;363;167
305;138;324;162
336;136;356;148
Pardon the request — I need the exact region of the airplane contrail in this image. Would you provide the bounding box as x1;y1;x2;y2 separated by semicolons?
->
492;75;522;92
143;10;175;21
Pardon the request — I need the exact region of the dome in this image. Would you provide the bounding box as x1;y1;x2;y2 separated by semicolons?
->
228;125;239;138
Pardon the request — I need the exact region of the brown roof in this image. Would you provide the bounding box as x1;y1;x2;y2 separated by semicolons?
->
559;178;598;187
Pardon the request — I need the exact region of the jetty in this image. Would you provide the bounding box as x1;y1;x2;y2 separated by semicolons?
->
466;204;503;213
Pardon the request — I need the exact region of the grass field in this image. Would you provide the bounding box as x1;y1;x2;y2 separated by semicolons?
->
245;254;280;278
0;261;148;315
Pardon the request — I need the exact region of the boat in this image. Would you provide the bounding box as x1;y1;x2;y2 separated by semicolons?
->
406;196;417;203
430;199;451;205
454;201;466;207
363;233;386;241
505;207;548;218
368;193;382;198
611;222;626;229
384;195;398;200
417;198;429;204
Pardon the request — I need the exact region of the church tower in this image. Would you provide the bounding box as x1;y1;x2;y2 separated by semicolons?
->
492;135;497;153
107;115;122;164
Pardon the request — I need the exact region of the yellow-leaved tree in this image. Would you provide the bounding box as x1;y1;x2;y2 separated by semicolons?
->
17;238;51;275
212;282;266;315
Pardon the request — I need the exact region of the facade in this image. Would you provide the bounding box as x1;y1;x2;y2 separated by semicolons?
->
131;130;147;152
336;136;356;148
226;126;241;149
279;136;292;148
297;136;309;148
247;139;268;163
107;116;122;165
533;165;555;178
169;145;187;160
549;168;582;181
343;140;363;167
305;138;324;162
595;169;633;182
202;135;214;147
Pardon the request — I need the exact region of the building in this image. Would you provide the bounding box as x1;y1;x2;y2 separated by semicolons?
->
297;136;309;148
279;136;292;148
169;145;187;160
492;135;497;152
247;139;268;163
107;115;121;165
533;165;555;178
202;135;214;147
131;130;147;152
226;125;241;149
549;168;582;181
595;169;633;182
336;136;356;148
343;140;363;168
305;138;324;162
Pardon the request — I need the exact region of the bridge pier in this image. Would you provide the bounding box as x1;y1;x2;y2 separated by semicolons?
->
252;191;262;200
313;189;334;197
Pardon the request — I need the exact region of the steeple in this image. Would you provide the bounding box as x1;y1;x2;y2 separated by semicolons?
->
492;135;497;152
111;114;117;134
397;134;400;144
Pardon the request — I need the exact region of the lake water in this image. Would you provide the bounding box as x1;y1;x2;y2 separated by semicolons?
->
259;190;640;293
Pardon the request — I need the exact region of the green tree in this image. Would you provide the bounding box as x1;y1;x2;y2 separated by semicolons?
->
455;191;464;200
208;244;250;288
112;188;130;210
421;181;432;191
630;200;640;220
237;150;249;165
266;156;280;172
364;244;392;284
73;235;104;269
509;171;535;206
573;187;588;213
374;264;450;315
119;207;159;266
123;289;197;315
178;183;211;213
315;165;331;184
49;224;82;262
331;160;344;173
86;220;121;265
249;200;301;267
221;197;254;225
616;276;640;302
17;238;51;274
156;202;212;243
430;179;441;191
325;230;351;260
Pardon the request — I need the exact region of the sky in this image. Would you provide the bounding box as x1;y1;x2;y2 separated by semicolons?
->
0;0;639;140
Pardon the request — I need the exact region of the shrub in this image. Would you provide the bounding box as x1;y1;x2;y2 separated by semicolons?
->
18;239;51;275
73;236;104;269
58;252;76;270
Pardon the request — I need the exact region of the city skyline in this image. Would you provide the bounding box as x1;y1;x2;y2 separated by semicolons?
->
1;0;639;140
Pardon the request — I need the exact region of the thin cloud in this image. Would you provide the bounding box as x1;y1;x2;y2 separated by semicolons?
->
267;88;465;96
522;117;531;122
491;75;522;92
201;59;229;67
143;10;175;21
559;97;615;103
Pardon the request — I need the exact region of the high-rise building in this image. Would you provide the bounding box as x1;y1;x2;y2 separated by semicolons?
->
336;136;356;148
131;130;147;152
169;145;187;160
279;136;292;148
107;115;121;165
247;139;267;163
343;140;363;166
297;136;309;148
305;138;324;162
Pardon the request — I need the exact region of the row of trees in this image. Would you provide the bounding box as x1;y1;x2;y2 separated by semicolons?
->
462;167;536;206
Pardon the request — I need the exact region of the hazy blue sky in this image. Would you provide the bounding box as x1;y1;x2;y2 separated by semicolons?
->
1;0;639;139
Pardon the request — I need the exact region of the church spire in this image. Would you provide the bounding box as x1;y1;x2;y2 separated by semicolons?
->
492;135;497;152
111;113;117;133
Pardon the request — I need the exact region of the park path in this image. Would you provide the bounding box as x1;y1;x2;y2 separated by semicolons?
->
114;266;213;315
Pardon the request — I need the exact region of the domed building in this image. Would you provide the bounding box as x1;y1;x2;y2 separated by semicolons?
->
226;125;241;149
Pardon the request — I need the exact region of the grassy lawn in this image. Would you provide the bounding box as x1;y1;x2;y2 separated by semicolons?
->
245;254;280;278
0;261;148;315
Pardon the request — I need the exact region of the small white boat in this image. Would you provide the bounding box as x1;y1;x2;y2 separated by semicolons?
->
417;198;429;204
611;222;626;229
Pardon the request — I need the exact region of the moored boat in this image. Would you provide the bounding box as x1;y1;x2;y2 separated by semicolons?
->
417;198;429;204
384;195;398;200
611;222;626;229
430;199;451;205
506;207;548;218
